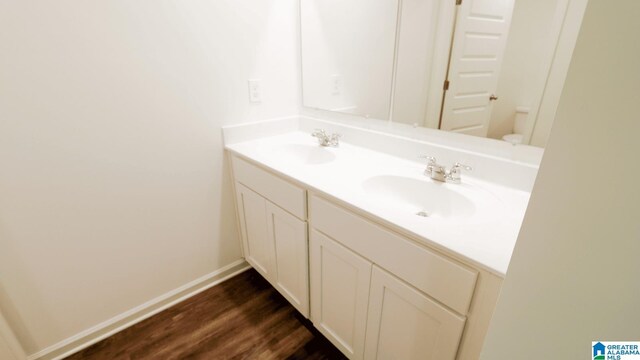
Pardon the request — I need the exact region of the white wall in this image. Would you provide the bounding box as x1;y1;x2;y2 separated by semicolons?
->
481;0;640;358
0;0;299;356
487;0;560;140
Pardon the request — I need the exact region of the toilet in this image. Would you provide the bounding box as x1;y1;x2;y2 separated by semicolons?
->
502;106;529;145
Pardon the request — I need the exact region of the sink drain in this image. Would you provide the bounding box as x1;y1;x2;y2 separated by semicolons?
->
415;211;429;217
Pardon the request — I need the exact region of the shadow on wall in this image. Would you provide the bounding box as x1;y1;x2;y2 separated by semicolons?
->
0;281;37;354
0;217;56;354
217;135;243;265
0;205;73;355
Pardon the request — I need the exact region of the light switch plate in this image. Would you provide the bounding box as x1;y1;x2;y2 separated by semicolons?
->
331;74;342;95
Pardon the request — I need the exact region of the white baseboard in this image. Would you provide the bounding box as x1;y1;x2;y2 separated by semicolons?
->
28;259;251;360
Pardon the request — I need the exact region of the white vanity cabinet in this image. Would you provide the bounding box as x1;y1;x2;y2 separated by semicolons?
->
232;156;309;317
229;153;504;360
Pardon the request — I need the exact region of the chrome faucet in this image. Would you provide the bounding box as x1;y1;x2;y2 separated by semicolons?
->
421;156;447;182
312;129;341;147
420;156;473;183
447;162;474;184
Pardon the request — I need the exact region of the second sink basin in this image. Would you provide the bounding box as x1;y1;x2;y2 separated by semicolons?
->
361;175;480;220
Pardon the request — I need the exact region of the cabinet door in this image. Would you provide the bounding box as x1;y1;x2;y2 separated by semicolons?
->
235;183;275;282
364;266;466;360
266;202;309;317
310;229;372;360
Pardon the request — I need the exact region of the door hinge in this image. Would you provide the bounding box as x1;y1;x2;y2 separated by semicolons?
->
456;0;462;5
443;80;450;91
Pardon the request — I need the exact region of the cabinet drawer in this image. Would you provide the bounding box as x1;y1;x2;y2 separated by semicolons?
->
231;155;306;220
310;195;477;315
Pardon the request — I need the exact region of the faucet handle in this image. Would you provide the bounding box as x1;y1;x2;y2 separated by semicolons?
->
447;163;473;184
419;156;439;178
312;129;326;137
418;155;437;164
451;162;473;172
329;133;341;147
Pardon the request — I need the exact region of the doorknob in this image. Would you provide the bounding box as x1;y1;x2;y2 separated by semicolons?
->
489;94;499;101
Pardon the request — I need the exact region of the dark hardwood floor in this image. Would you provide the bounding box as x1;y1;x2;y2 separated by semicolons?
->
65;269;346;360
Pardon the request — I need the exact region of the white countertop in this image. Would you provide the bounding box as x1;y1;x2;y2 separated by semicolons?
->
226;131;531;276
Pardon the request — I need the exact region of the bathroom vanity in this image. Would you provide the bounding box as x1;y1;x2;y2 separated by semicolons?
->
223;117;537;360
222;0;578;355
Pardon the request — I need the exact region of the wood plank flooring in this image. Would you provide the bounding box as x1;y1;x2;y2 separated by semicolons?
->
65;269;346;360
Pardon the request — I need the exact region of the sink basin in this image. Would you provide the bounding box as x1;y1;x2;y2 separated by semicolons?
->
273;144;336;165
361;175;477;219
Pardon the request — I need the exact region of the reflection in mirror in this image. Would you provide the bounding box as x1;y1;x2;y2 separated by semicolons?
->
300;0;585;148
301;0;399;120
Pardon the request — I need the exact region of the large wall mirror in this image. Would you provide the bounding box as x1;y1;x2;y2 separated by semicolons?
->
300;0;586;147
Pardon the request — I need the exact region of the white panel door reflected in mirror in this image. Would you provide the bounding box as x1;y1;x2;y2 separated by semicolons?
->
439;0;514;137
300;0;587;148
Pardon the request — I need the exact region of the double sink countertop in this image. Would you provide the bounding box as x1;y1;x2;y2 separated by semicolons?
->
226;131;531;277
